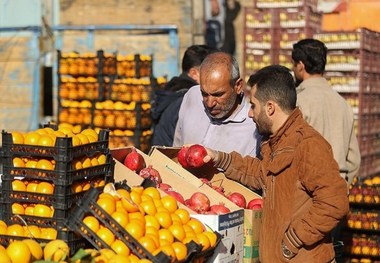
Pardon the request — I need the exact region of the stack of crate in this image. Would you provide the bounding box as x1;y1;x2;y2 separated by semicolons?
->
243;0;322;80
0;126;114;251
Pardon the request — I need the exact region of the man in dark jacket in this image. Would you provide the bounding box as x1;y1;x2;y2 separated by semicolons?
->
151;45;217;146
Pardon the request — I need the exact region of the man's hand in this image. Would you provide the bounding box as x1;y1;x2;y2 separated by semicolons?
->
203;147;219;164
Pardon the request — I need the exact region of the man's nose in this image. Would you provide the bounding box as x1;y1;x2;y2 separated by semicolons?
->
205;96;217;108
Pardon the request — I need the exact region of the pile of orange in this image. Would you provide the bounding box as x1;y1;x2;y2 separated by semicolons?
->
0;220;58;240
11;126;99;147
82;186;218;262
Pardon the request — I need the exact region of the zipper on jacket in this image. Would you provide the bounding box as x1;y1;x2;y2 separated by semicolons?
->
271;175;275;210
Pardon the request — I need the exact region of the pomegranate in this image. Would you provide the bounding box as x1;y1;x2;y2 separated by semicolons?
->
185;144;207;168
210;204;231;214
187;192;210;213
166;190;185;204
138;165;162;184
124;148;145;173
212;185;225;196
247;198;263;210
158;183;172;192
227;192;247;208
177;146;189;168
200;178;211;186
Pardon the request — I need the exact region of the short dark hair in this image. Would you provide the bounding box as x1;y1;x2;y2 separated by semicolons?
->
182;45;218;73
247;65;297;113
291;39;327;74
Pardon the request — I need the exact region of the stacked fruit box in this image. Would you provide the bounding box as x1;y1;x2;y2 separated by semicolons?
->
66;183;221;262
0;126;114;252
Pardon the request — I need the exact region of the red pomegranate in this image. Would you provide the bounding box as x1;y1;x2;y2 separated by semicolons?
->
124;148;145;173
166;190;185;204
247;198;263;210
138;165;162;184
227;192;247;208
185;144;207;168
187;192;210;213
210;204;231;214
177;146;189;168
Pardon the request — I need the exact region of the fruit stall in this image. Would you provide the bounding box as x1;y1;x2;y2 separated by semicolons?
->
0;126;263;263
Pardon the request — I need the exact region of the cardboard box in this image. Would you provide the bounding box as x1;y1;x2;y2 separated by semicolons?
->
149;146;263;263
111;147;245;262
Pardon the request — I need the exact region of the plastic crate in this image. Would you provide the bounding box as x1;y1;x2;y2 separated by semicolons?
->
1;153;114;186
0;129;109;162
0;230;89;256
66;187;207;263
1;173;113;210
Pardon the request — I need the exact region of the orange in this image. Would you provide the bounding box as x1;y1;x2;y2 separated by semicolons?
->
12;180;27;191
91;157;99;166
71;135;81;146
24;225;41;238
128;212;145;225
6;240;31;263
43;239;70;261
86;134;97;143
40;227;57;240
170;213;182;224
155;211;173;229
13;157;25;167
6;224;25;237
158;228;174;245
97;154;107;165
168;224;186;242
186;218;205;234
99;248;116;259
130;191;142;205
71;182;83;193
111;211;129;228
82;182;91;191
24;132;41;145
172;241;188;261
11;131;24;144
140;200;157;216
83;216;100;233
96;227;115;246
109;254;131;263
158;245;176;261
34;204;53;217
128;254;139;263
203;231;218;247
142;187;161;200
97;197;116;215
25;160;38;168
121;197;140;213
146;233;160;248
81;157;92;168
22;239;43;260
81;128;98;141
145;215;160;230
116;188;130;199
36;182;55;194
0;249;11;263
0;225;7;235
26;181;39;192
24;206;34;216
145;226;159;237
73;160;83;170
38;134;55;147
58;126;73;135
0;220;7;228
138;235;157;253
174;208;190;225
43;127;55;134
35;128;49;135
160;195;178;213
130;186;144;195
36;159;54;170
125;221;145;240
196;232;211;251
76;134;90;144
12;203;25;215
110;239;130;257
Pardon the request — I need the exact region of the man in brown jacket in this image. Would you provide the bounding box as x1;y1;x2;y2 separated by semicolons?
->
203;65;349;262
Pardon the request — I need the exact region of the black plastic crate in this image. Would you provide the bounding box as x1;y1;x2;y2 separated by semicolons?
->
1;173;113;210
0;230;89;256
0;129;109;162
66;187;206;263
1;153;114;186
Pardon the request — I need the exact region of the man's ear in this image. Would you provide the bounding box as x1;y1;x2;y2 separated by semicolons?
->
234;78;244;94
266;101;276;116
188;67;200;83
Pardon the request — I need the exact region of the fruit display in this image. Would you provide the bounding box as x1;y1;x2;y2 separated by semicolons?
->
344;175;380;262
314;29;380;179
243;4;321;81
67;184;221;262
0;124;113;255
57;50;164;150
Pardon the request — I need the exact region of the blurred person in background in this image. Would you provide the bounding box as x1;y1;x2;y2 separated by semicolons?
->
205;0;241;55
173;51;260;156
202;65;349;262
292;39;361;186
151;45;217;146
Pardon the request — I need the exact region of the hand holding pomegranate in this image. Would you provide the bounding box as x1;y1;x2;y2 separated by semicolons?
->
177;144;219;168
